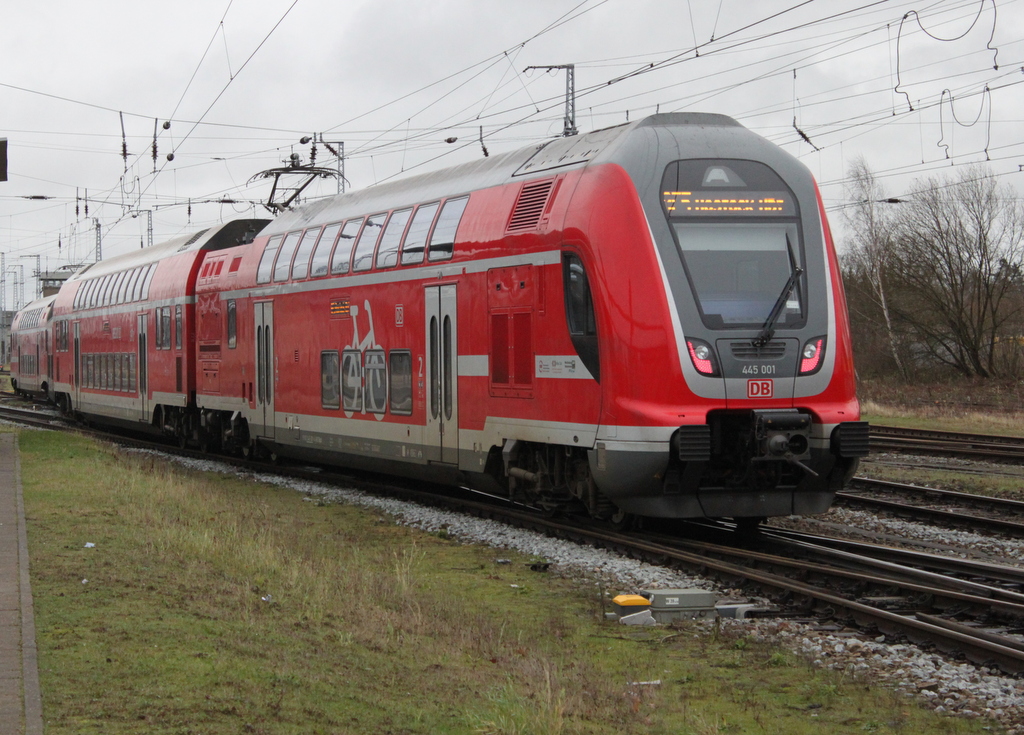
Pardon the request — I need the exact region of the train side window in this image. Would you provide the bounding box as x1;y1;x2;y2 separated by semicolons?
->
401;203;439;265
562;253;600;382
97;276;112;306
256;236;283;284
331;219;363;275
175;305;183;350
310;223;341;278
341;349;363;411
389;350;413;415
160;307;172;349
120;271;133;303
352;214;387;272
141;264;157;299
321;351;340;409
227;300;237;349
291;226;322;280
108;272;120;305
109;274;121;305
104;275;118;305
154;309;163;350
132;266;148;302
111;272;126;305
273;232;302;282
364;349;387;414
124;268;141;303
427;196;468;262
375;208;412;269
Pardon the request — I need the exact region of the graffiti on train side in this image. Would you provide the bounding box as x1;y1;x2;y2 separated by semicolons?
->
328;300;415;421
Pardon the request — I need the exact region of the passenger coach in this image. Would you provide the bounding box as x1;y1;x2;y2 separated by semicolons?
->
188;112;866;524
9;294;56;400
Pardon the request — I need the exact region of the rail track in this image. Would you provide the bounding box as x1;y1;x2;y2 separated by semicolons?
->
871;424;1024;463
839;476;1024;536
7;403;1024;673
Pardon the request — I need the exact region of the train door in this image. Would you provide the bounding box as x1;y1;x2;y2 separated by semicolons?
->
137;314;149;421
424;285;458;464
254;302;276;440
73;322;81;410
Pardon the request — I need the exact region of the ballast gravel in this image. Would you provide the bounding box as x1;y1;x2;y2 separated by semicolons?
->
121;448;1024;731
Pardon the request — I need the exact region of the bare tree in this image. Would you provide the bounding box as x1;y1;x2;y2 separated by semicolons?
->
890;166;1024;378
842;158;908;378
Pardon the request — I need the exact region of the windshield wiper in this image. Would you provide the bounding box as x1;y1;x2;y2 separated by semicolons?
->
753;266;802;348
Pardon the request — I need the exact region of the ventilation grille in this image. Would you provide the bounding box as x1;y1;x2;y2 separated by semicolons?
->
506;180;554;232
177;228;210;251
676;425;711;462
833;421;870;458
730;341;786;359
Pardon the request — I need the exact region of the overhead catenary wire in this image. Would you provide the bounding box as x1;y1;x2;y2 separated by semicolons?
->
1;0;1021;267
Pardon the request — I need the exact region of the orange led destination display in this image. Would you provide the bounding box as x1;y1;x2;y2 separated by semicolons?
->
663;190;794;216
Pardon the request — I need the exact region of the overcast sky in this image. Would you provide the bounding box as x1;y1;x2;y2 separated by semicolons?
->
1;0;1021;306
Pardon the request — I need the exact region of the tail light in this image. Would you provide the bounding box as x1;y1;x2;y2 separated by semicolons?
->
799;336;826;375
686;339;720;376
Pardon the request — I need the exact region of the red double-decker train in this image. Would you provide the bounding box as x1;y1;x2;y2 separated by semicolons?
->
15;113;867;525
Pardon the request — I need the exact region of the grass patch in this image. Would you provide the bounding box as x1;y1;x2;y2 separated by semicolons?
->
862;401;1024;437
20;429;990;734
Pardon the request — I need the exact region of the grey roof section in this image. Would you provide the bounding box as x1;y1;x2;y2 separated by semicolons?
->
263;113;751;238
63;219;269;284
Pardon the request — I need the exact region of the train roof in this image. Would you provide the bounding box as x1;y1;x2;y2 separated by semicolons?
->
265;113;746;236
11;294;56;330
64;219;270;284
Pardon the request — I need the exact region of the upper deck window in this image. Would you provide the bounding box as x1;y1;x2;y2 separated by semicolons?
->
115;271;130;304
662;159;805;331
310;223;341;278
141;263;157;299
331;219;363;275
124;268;142;303
256;236;283;284
376;208;412;269
290;226;322;280
427;196;468;262
272;232;302;283
401;203;439;265
352;214;387;272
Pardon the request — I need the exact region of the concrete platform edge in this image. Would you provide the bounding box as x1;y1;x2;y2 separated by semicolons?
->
13;435;42;735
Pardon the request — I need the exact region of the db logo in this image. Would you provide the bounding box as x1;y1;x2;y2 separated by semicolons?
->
747;379;773;398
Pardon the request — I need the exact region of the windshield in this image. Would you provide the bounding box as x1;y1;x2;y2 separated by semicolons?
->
662;159;804;331
673;222;801;328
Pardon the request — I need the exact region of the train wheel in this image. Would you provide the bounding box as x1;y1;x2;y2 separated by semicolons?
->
607;509;635;532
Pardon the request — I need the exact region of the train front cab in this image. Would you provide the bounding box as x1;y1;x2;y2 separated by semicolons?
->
574;121;868;520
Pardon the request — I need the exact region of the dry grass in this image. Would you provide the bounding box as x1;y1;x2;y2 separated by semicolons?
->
19;429;991;734
859;378;1024;435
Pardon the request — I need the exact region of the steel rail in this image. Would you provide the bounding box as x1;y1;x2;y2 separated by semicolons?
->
837;490;1024;536
870;425;1024;462
763;526;1024;588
